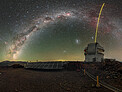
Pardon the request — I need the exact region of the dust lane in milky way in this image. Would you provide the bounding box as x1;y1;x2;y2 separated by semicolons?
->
0;0;121;61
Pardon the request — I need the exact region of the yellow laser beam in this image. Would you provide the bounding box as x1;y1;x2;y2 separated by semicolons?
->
95;3;105;43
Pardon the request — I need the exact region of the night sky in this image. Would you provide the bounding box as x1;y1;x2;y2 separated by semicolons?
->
0;0;122;61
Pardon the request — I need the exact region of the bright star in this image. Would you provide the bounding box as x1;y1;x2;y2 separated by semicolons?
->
75;39;80;44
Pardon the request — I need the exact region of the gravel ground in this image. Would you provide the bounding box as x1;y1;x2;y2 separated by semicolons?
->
83;62;122;90
0;68;111;92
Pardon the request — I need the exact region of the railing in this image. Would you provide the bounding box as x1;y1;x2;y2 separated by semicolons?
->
83;69;122;92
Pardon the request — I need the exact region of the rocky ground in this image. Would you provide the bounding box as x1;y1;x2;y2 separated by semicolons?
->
0;67;111;92
83;60;122;90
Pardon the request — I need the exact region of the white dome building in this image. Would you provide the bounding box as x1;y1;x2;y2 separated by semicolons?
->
84;42;104;62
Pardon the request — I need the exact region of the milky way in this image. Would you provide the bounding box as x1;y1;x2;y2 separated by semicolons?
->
0;0;121;61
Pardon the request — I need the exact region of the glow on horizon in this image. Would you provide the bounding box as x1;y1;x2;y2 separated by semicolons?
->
0;58;84;62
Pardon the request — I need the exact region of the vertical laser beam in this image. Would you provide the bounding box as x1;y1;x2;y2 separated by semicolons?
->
95;3;105;43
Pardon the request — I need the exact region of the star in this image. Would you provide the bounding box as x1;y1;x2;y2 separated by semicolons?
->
63;50;67;53
92;36;94;40
75;39;80;44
